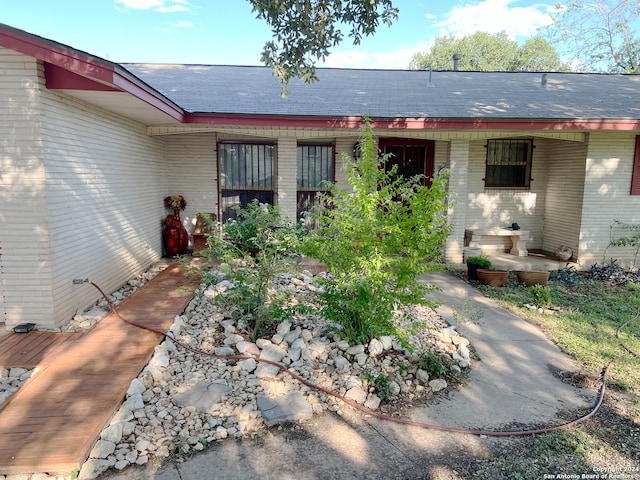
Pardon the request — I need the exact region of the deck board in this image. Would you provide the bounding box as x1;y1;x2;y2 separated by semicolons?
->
0;264;198;475
0;332;83;368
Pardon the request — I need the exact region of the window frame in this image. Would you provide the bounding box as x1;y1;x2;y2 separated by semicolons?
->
484;138;533;189
378;138;435;187
217;141;276;222
296;142;335;228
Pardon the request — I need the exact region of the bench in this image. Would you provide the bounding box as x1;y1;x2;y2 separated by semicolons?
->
464;228;530;257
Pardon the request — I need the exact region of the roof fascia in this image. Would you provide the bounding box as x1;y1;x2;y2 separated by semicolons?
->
185;114;640;131
0;24;184;122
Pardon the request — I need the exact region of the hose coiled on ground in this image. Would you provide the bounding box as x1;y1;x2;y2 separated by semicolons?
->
91;281;636;438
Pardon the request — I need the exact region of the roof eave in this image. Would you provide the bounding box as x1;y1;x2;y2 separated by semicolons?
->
185;113;640;131
0;23;185;122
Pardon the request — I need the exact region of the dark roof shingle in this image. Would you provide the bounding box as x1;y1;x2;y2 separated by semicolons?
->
123;64;640;120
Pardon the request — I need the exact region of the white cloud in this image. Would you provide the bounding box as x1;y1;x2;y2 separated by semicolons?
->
432;0;554;39
321;40;432;70
157;20;193;34
114;0;190;13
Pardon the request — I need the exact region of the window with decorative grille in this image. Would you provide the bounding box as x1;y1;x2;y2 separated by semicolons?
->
218;142;275;222
485;139;533;188
297;143;334;228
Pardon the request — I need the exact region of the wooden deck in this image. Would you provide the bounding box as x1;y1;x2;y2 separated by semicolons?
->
0;264;198;475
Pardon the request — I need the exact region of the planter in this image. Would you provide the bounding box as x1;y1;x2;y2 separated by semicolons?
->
515;270;550;287
466;262;486;281
476;269;509;287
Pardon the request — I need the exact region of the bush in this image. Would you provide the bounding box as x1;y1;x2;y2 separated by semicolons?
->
466;256;492;268
205;200;306;340
303;117;452;343
530;284;551;308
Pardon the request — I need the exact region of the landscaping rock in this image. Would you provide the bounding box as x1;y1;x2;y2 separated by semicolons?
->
173;381;232;413
429;379;448;392
78;265;472;477
256;391;313;426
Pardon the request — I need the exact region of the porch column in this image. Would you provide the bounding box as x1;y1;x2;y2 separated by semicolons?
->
445;140;470;263
277;137;298;223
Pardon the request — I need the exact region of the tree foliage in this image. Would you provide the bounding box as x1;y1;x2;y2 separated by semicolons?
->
303;118;451;343
205;201;305;340
409;32;570;72
248;0;398;94
544;0;640;73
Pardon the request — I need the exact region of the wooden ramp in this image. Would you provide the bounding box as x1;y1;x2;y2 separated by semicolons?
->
0;264;197;475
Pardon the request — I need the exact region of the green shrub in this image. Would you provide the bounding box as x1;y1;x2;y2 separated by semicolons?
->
466;256;492;268
205;200;305;340
303;117;452;343
530;284;551;308
418;349;462;382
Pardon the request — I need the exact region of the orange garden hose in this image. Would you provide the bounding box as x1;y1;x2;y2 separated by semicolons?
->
91;281;633;438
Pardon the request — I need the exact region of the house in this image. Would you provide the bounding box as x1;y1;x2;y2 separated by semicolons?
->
1;22;640;331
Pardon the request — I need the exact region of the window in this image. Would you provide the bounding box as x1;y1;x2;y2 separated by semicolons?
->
631;136;640;195
485;139;533;188
297;143;334;228
218;142;275;222
379;138;434;186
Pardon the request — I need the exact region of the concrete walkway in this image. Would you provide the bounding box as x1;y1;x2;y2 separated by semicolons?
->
100;271;594;480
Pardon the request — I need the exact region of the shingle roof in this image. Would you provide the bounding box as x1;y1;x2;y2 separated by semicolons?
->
123;64;640;120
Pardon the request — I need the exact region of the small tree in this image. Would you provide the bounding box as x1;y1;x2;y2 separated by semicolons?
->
303;118;452;343
206;201;305;340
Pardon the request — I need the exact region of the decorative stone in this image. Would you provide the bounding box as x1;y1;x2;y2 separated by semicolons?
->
127;379;146;397
173;382;232;413
429;379;448;392
100;423;124;444
236;341;260;356
80;263;473;478
256;392;313;427
238;358;257;372
416;369;430;383
78;458;112;479
364;394;381;410
344;386;367;405
368;338;384;357
89;440;116;459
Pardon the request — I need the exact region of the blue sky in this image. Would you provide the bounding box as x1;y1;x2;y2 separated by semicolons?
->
1;0;558;69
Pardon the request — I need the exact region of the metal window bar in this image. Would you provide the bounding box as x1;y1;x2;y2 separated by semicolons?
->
297;144;334;229
486;139;532;187
219;143;275;222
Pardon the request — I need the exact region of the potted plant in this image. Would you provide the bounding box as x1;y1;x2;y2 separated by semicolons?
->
515;270;550;287
477;267;510;287
466;255;492;281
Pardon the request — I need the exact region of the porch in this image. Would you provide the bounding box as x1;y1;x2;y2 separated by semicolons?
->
479;251;576;272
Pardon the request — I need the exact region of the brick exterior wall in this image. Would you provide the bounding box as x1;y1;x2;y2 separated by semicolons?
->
1;48;167;328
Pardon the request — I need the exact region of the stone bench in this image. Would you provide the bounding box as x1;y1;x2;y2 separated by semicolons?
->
464;228;530;257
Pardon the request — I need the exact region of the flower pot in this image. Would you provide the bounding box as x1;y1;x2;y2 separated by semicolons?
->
466;262;485;281
476;269;509;287
515;270;550;287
